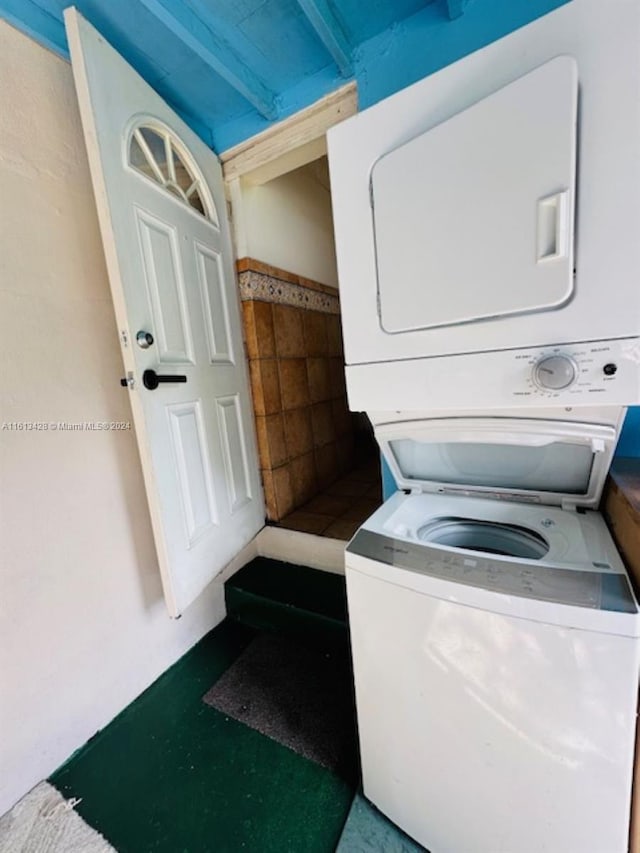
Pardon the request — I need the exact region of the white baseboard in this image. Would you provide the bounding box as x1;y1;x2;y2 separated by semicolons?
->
256;526;346;575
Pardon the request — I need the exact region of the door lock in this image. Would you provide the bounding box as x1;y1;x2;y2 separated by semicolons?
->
119;371;135;390
136;330;154;349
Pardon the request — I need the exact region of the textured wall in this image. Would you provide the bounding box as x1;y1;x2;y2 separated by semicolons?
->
0;19;225;814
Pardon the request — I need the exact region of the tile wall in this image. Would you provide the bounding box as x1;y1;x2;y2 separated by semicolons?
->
238;259;356;521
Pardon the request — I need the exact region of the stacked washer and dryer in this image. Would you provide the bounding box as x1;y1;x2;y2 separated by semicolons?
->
327;1;640;851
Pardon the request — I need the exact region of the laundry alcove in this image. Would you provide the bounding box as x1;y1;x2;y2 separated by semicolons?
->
227;139;382;539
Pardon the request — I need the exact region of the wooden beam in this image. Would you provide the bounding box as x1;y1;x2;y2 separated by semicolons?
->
220;82;357;183
137;0;278;119
446;0;472;20
296;0;352;77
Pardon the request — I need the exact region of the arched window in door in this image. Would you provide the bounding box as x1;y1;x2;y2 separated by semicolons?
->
128;123;218;225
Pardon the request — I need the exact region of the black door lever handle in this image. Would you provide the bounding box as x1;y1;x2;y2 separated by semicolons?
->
143;369;187;390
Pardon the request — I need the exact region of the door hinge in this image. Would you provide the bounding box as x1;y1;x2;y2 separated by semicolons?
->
120;329;129;347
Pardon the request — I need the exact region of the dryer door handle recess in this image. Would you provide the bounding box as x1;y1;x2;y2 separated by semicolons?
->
537;190;570;262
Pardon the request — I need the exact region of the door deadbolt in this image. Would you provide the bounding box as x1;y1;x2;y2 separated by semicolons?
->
136;330;154;349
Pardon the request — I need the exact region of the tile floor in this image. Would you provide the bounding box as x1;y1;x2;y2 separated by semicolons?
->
275;456;383;540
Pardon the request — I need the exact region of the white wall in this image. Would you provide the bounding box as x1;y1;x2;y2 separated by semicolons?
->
236;160;339;288
0;20;227;815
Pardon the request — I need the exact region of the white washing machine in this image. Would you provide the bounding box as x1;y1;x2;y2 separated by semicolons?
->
345;407;640;853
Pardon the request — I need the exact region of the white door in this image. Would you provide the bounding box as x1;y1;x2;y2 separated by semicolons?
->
65;8;264;617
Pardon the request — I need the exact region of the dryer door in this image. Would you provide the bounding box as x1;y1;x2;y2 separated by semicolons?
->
375;418;618;508
372;56;577;335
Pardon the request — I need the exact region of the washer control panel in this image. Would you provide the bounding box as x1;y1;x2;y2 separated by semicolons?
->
348;529;638;613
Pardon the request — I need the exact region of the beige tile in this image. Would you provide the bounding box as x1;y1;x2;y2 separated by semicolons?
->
278;511;331;535
283;407;313;458
261;469;278;521
279;358;309;410
327;474;369;498
249;359;281;416
365;482;383;500
335;434;356;474
322;518;361;541
273;304;305;357
289;451;318;507
272;463;294;519
326;314;344;357
307;357;331;404
315;442;339;489
265;414;288;468
328;357;347;399
253;300;276;358
331;398;353;437
301;493;351;517
349;460;381;483
241;301;255;358
255;413;287;469
303;310;328;356
254;415;269;469
335;437;351;473
242;300;275;360
311;401;335;448
341;497;382;523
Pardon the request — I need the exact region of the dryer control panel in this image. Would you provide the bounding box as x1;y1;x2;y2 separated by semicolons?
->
345;337;640;411
516;340;638;402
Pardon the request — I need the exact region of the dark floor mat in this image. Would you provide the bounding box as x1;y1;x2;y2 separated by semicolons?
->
203;631;358;779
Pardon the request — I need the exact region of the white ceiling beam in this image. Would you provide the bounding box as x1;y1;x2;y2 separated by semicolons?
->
296;0;353;77
220;82;357;183
137;0;278;119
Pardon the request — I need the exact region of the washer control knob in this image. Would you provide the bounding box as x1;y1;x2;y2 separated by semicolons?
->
533;355;578;390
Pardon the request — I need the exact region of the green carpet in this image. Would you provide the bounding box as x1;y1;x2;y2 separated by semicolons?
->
50;617;354;853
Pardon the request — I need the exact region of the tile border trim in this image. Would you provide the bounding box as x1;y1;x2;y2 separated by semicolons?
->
237;259;340;315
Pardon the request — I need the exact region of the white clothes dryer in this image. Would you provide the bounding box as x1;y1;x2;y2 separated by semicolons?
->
328;0;640;412
345;406;640;853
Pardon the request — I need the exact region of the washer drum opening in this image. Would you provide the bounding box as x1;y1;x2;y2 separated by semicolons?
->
417;517;550;559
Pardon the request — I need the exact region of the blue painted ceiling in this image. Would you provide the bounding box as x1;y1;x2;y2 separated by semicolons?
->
0;0;470;151
0;0;570;151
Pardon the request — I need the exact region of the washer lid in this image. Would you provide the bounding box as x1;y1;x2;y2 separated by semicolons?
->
375;417;618;508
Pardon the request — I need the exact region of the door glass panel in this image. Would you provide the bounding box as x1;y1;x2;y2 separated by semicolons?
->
128;124;217;223
172;144;194;193
188;187;206;216
389;438;593;494
137;126;168;179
